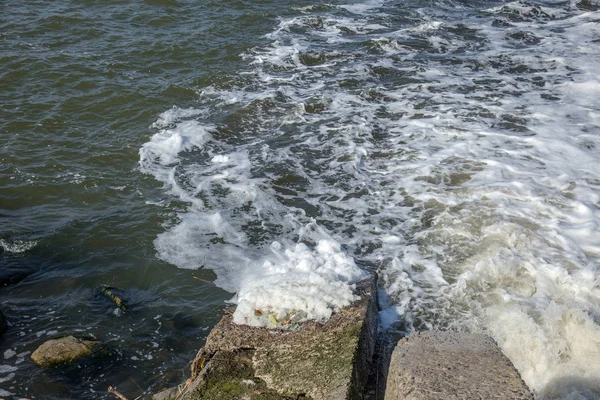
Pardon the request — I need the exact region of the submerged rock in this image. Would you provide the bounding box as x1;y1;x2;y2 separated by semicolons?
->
0;310;7;337
161;275;377;400
96;285;128;313
576;0;599;11
385;331;533;400
31;336;99;366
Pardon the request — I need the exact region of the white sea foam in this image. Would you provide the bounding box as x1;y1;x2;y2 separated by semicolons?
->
151;106;206;129
210;155;230;163
0;365;17;374
0;365;16;385
142;111;367;327
3;349;15;359
142;0;600;397
0;239;37;254
139;120;213;175
234;238;367;327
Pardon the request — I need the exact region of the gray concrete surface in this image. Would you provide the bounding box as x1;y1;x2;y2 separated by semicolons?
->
385;331;533;400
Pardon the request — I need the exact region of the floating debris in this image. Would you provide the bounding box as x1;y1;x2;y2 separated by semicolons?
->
250;308;308;329
98;286;127;312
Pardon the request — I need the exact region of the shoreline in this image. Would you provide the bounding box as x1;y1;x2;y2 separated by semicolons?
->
152;274;533;400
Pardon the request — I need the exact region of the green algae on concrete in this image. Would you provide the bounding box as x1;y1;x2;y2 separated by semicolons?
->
253;313;364;399
189;350;289;400
157;275;377;400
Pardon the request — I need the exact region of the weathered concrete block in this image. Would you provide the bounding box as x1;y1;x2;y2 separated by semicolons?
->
385;331;533;400
172;275;377;400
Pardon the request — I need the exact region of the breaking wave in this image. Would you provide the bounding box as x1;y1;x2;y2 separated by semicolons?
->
140;1;600;398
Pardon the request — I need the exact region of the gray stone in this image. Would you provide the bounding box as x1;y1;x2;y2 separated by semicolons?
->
30;335;99;366
385;331;533;400
174;275;378;400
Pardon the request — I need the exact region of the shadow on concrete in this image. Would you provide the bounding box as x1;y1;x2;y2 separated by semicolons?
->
363;291;409;400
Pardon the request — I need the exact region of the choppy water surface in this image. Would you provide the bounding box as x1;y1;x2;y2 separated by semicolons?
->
2;0;600;398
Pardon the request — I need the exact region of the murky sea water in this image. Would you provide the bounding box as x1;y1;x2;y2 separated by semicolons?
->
2;0;599;399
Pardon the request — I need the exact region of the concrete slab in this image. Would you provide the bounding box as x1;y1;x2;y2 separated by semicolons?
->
385;331;533;400
167;275;377;400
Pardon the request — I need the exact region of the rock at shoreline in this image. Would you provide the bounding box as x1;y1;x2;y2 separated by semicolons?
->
31;336;99;366
164;275;377;400
0;310;7;337
152;386;184;400
385;331;533;400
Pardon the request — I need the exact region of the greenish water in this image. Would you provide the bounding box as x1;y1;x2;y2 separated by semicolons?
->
2;0;600;399
0;1;297;398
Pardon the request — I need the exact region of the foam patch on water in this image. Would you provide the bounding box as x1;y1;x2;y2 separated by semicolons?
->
3;349;15;359
142;0;600;397
0;364;17;385
0;239;37;254
139;120;213;181
155;216;367;326
141;108;367;327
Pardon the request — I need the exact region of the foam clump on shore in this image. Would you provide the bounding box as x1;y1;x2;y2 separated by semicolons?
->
140;107;368;329
233;239;368;328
